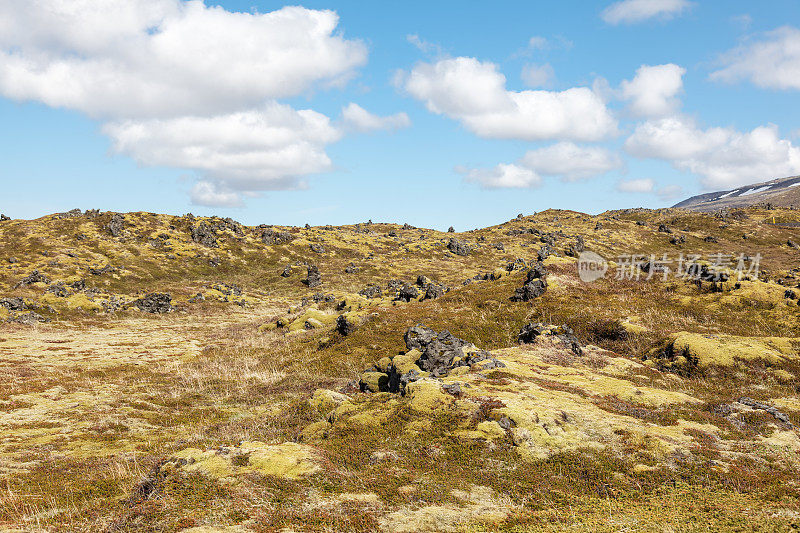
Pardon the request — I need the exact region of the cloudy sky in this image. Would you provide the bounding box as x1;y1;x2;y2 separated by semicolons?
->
1;0;800;229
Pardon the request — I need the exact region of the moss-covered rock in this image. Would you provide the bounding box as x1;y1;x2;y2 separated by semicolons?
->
360;371;389;392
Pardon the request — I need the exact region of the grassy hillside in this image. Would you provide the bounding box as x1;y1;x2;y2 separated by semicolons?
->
1;206;800;531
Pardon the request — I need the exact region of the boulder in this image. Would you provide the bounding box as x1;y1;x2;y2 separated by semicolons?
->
359;284;382;299
262;228;294;245
360;371;389;393
16;270;50;287
309;243;325;254
191;223;218;248
418;330;469;375
336;314;354;336
529;261;547;279
397;284;419;302
107;213;125;237
88;264;115;276
386;279;405;291
511;279;547;301
281;265;293;277
564;236;585;257
518;322;582;355
447;238;470;256
0;297;25;311
305;265;322;288
537;246;551;262
404;324;437;351
46;283;69;297
511;265;548;301
133;293;173;313
423;283;446;300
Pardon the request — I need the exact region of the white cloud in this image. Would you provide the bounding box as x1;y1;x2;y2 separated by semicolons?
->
528;36;549;50
0;1;369;203
459;142;621;189
458;164;542;189
601;0;693;25
521;63;555;88
520;142;623;181
710;26;800;90
0;2;367;119
103;103;342;195
190;181;243;208
616;178;682;199
625;115;800;189
401;57;617;141
617;178;655;193
341;103;411;133
406;34;443;56
620;64;685;117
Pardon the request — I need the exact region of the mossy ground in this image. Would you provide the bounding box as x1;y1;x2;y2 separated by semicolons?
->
0;207;799;531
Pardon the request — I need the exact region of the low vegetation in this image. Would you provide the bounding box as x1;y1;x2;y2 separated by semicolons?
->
1;206;799;531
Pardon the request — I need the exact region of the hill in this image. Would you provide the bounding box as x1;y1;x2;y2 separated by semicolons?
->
673;175;800;212
1;206;800;531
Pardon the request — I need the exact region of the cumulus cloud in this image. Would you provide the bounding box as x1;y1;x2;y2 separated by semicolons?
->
458;164;542;189
521;63;555;88
459;142;621;189
190;181;243;208
341;103;411;133
103;103;342;190
616;178;682;200
0;2;367;118
0;1;370;205
601;0;693;25
620;64;685;117
520;142;623;181
710;26;800;90
616;178;655;193
625;115;800;189
400;57;617;141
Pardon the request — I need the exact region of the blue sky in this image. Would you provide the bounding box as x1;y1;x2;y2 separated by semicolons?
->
1;0;800;229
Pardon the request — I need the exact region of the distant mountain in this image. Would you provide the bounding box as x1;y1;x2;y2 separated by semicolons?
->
673;175;800;212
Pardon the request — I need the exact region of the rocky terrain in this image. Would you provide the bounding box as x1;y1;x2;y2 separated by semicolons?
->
0;205;799;531
674;175;800;212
